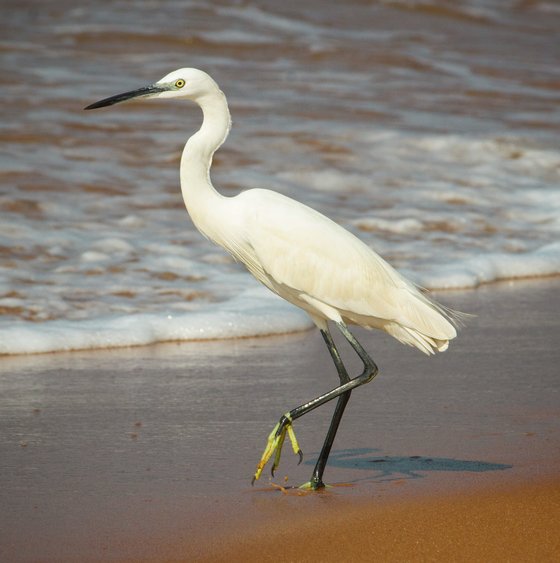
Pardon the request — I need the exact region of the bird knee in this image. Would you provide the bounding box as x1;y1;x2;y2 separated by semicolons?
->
362;363;378;385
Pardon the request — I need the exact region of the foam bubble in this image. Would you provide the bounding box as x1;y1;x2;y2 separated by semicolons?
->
0;288;313;355
415;242;560;289
2;5;559;356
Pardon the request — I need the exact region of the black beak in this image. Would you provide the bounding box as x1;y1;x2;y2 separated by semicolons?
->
84;84;165;110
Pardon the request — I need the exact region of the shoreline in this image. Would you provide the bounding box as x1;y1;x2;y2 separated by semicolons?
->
1;273;559;359
1;277;559;561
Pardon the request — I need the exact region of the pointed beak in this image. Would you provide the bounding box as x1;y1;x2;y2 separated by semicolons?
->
84;84;166;110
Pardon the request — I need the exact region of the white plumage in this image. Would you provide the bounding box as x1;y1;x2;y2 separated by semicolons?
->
228;188;455;354
85;67;461;489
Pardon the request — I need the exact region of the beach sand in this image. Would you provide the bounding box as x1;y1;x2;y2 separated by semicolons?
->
200;478;560;563
1;277;559;561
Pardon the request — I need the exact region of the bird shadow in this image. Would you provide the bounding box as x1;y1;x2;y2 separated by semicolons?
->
304;448;512;483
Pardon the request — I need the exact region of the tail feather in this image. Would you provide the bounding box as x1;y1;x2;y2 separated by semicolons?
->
383;286;465;354
383;322;451;355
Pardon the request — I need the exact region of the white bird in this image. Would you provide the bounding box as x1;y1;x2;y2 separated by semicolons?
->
85;68;461;490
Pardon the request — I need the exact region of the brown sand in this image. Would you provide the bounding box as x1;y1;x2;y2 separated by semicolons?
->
199;479;560;562
1;278;559;561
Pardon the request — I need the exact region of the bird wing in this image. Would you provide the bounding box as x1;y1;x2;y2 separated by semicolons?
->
233;189;414;324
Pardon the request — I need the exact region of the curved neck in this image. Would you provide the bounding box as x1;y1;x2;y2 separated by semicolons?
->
180;89;231;240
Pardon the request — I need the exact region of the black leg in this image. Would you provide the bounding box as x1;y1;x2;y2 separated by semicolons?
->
252;321;379;488
285;322;378;423
308;329;352;490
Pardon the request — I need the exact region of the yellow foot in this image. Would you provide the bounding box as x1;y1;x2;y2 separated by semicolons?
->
298;481;331;491
252;413;303;484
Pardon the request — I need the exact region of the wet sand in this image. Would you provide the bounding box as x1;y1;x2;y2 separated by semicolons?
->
200;478;560;562
1;278;559;561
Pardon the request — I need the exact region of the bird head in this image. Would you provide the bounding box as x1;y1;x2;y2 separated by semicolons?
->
84;68;218;110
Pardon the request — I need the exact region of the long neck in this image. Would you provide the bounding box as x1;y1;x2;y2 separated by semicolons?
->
180;89;231;241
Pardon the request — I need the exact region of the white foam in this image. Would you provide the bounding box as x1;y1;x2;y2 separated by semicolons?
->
2;132;559;355
352;217;424;234
2;5;559;356
413;242;560;289
0;288;313;356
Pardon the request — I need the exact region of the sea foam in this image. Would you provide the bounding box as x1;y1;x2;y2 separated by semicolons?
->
0;287;313;356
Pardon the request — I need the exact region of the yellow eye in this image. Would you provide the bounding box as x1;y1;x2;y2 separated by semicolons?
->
175;79;186;89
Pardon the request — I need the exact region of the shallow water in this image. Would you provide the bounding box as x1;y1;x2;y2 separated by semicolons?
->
1;279;559;561
1;0;559;353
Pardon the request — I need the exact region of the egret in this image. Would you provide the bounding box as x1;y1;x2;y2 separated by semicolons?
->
85;68;461;490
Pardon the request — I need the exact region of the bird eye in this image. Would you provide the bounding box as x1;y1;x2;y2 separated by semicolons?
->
175;79;186;89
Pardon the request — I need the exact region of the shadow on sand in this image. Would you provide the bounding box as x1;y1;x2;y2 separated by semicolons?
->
304;448;512;483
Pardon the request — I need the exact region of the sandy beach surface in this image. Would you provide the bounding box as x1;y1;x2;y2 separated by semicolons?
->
1;278;559;561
